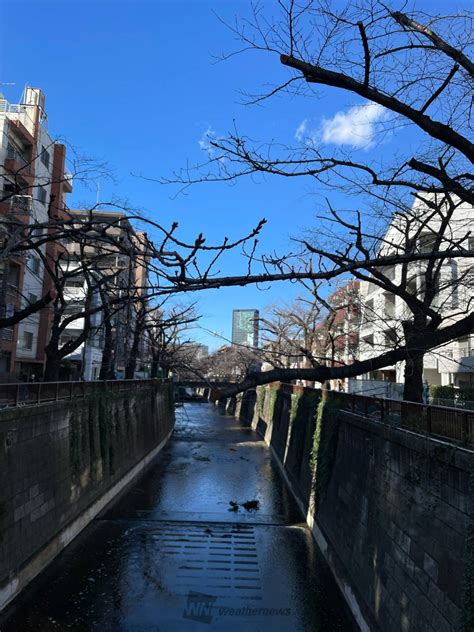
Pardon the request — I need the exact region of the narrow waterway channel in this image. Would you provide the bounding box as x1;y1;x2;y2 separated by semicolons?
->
2;403;357;631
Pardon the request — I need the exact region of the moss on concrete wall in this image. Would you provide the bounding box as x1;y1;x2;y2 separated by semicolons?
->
310;393;341;512
243;382;471;632
0;381;174;593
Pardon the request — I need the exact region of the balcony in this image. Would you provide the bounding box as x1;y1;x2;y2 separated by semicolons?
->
441;350;474;374
0;100;36;143
4;148;34;186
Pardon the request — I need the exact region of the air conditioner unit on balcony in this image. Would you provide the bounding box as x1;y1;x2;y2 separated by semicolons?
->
10;194;33;214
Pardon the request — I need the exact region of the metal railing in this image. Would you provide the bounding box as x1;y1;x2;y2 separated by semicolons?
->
275;383;473;448
333;391;474;448
0;100;36;127
430;397;474;410
0;378;165;408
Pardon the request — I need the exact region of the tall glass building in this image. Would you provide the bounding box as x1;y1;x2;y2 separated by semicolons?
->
232;309;259;348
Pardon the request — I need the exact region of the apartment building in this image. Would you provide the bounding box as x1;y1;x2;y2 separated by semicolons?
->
357;195;474;389
0;87;72;380
259;281;360;389
58;210;149;380
325;282;360;364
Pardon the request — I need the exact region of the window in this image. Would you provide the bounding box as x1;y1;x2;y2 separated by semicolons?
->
418;233;437;254
22;331;34;350
7;265;20;288
64;277;85;288
59;332;79;347
451;261;459;309
7;143;28;165
457;337;471;358
40;146;50;169
30;256;41;275
380;265;395;281
64;304;82;316
0;303;14;319
407;277;417;295
362;334;374;347
363;299;374;324
384;294;396;319
28;293;38;304
38;186;47;204
3;181;20;195
384;328;398;347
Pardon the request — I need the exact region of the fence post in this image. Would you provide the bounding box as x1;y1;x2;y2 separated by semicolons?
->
426;405;432;434
55;382;59;401
462;412;468;446
15;383;19;406
37;383;41;404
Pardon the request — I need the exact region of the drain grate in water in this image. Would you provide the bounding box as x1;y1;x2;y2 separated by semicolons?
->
149;523;262;600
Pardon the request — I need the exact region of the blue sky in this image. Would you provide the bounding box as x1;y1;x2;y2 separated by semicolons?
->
0;0;463;349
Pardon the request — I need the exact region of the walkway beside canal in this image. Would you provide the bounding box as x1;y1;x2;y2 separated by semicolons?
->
2;403;356;631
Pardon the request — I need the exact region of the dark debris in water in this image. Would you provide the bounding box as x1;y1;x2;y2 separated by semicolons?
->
228;499;260;512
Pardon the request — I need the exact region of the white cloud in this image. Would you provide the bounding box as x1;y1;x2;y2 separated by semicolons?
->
320;102;386;148
198;126;217;156
294;119;308;142
294;102;387;150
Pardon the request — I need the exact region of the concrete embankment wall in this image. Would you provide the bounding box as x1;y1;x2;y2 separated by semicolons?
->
0;381;175;610
231;384;472;632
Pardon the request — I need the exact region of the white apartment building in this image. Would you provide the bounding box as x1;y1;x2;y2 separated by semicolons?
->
58;271;104;381
358;195;474;390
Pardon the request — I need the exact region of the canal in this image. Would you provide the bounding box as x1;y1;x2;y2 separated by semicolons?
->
1;402;357;631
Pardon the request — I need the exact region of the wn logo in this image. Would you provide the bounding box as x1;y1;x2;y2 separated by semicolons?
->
183;591;217;624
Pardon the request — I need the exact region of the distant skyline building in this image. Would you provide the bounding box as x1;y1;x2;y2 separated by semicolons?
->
232;309;259;348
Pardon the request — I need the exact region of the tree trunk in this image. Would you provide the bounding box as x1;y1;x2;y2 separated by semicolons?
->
44;316;62;382
402;352;425;403
150;355;160;378
125;327;141;379
125;355;137;380
402;319;426;403
44;352;61;381
99;318;115;380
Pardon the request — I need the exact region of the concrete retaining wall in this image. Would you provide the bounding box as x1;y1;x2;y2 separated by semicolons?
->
0;381;174;610
232;384;472;632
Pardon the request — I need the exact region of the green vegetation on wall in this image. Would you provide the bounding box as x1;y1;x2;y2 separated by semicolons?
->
266;386;279;421
289;392;300;427
310;392;341;511
68;385;161;485
297;389;320;421
256;386;266;419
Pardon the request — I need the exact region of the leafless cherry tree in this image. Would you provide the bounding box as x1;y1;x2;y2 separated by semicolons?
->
157;1;474;401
